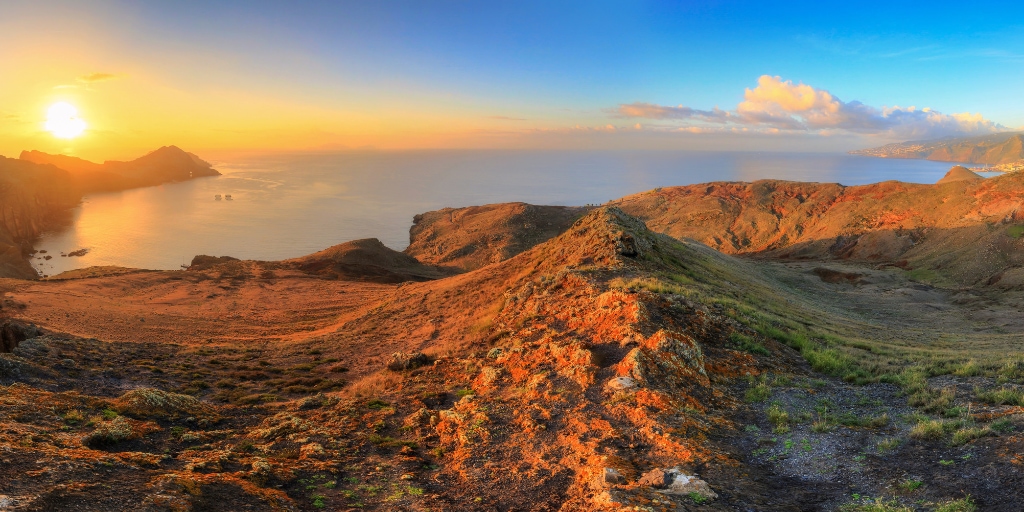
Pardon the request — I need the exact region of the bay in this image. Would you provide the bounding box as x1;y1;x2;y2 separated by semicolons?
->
31;150;962;276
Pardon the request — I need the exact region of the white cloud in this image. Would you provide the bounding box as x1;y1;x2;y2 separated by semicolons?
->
617;75;1004;139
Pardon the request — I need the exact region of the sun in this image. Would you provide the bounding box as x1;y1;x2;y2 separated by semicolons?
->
45;102;87;139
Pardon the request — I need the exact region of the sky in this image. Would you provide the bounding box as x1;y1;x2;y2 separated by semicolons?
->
2;0;1024;161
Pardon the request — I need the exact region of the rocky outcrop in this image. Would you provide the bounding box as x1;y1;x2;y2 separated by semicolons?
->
0;156;80;278
188;254;241;270
0;320;40;353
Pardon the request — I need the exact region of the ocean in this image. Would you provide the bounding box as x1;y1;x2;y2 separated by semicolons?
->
30;150;973;276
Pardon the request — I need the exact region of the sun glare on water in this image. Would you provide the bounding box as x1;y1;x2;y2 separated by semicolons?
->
45;102;87;139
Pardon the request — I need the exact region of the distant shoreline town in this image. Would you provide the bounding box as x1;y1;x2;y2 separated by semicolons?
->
851;131;1024;170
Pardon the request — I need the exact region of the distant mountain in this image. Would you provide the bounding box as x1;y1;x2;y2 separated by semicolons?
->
20;145;220;194
850;132;1024;165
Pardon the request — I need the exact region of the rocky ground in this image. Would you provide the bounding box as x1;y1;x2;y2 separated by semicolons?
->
2;206;1024;510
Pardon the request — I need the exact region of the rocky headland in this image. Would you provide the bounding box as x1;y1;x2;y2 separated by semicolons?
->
2;168;1024;509
0;146;220;279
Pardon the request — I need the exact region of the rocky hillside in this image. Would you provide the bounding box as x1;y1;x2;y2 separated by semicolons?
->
0;208;800;509
851;132;1024;165
612;172;1024;287
410;171;1024;288
20;146;220;194
4;206;1024;509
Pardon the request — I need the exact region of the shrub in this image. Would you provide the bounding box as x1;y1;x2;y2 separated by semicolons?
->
114;388;217;421
898;479;923;492
950;427;990;446
63;410;85;425
744;383;771;403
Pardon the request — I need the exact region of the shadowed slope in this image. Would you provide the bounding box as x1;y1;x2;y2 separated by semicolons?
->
405;202;589;271
613;171;1024;286
0;157;79;279
282;238;453;282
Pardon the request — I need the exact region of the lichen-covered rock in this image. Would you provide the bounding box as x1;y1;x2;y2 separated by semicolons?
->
299;442;325;459
616;329;708;390
83;416;159;448
114;388;218;421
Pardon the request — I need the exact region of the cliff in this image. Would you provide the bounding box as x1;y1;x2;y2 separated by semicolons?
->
0;157;80;278
20;145;220;194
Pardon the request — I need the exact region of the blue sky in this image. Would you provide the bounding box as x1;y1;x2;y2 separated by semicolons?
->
3;0;1024;156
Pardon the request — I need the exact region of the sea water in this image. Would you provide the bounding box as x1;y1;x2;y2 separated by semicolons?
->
31;150;964;275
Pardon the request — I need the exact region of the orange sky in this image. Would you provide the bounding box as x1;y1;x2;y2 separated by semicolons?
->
2;2;1018;162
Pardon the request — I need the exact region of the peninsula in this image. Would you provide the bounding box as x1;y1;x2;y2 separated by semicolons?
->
0;147;219;278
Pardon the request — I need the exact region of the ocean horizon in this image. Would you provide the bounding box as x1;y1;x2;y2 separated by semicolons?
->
31;149;972;276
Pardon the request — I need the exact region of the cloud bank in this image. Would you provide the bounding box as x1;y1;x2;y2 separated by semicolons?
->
77;72;121;83
617;75;1004;140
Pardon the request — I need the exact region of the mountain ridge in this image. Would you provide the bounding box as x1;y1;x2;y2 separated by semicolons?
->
20;145;220;194
851;131;1024;165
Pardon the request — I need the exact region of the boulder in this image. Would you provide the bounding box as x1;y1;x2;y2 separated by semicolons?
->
1;321;40;353
603;376;637;393
638;467;717;500
387;352;429;371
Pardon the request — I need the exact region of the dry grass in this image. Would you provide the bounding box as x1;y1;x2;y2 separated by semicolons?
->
343;371;402;399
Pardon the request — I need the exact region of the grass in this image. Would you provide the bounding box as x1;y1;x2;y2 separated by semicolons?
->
950;426;991;446
608;237;1024;435
975;386;1024;406
876;437;902;452
766;403;790;433
935;496;976;512
730;331;770;356
838;497;912;512
897;479;923;492
744;382;771;403
910;419;947;440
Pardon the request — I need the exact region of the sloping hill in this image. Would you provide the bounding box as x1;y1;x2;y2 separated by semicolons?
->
282;238;453;282
405;202;589;271
936;165;983;184
406;171;1024;287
